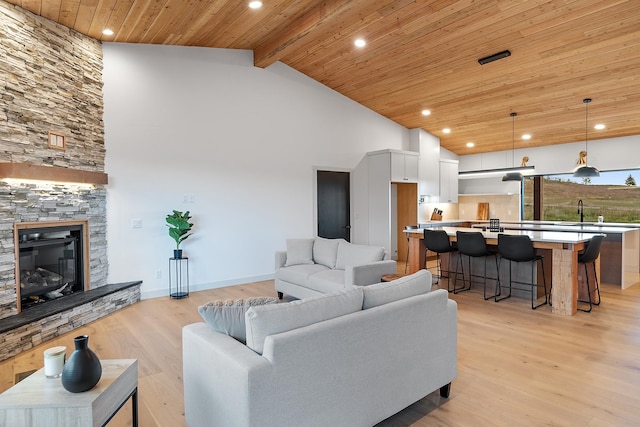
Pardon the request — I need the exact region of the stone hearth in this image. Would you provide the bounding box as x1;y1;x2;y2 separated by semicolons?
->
0;281;141;362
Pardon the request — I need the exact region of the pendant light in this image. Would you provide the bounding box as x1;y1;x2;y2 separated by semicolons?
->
502;112;523;181
573;98;600;178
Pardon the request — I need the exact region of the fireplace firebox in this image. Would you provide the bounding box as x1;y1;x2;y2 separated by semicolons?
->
14;221;89;312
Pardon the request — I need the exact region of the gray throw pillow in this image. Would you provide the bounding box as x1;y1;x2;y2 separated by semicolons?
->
284;238;315;266
198;296;278;343
313;237;341;268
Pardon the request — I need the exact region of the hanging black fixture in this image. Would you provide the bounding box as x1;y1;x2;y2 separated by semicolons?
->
502;112;523;182
573;98;600;178
478;50;511;65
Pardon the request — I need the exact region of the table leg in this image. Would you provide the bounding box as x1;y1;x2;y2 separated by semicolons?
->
132;387;138;427
551;246;578;316
407;236;426;274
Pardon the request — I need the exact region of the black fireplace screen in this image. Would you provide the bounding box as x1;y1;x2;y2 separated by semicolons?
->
17;224;84;309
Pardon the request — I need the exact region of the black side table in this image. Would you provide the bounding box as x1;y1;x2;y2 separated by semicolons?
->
169;257;189;299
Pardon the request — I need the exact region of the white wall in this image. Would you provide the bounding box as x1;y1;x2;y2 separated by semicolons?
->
102;43;408;299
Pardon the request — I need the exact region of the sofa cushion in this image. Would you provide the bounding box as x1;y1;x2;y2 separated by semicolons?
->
245;287;364;354
362;270;432;309
198;297;278;343
275;264;329;286
284;238;315;266
335;240;385;270
313;237;342;268
307;269;346;293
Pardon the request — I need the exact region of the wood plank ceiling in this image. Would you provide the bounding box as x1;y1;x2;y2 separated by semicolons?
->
6;0;640;155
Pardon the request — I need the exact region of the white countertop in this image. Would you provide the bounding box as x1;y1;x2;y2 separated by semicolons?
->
407;226;600;244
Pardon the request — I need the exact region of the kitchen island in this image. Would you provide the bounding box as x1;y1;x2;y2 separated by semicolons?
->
406;226;603;316
470;221;640;289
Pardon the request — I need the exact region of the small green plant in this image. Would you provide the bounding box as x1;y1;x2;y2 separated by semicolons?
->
166;210;193;250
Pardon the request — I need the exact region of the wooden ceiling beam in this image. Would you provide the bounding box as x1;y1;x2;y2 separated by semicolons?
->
253;0;357;69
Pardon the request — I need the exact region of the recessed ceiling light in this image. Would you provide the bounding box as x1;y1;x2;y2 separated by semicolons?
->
354;38;366;48
421;109;431;116
594;124;605;130
442;128;451;134
466;142;475;147
521;134;531;140
248;1;263;9
102;29;114;36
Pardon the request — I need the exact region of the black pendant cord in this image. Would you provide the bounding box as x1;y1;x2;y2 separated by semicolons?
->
511;112;517;167
584;98;591;166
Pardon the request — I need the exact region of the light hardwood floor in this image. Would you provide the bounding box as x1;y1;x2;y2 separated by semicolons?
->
2;267;639;426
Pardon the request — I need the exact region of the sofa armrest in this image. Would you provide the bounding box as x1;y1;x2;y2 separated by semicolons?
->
344;259;397;287
275;251;287;270
183;323;273;427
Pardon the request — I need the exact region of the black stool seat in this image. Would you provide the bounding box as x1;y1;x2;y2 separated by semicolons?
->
576;234;604;312
454;231;498;299
424;229;457;290
496;234;548;309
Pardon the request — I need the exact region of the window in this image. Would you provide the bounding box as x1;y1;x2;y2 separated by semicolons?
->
523;170;640;222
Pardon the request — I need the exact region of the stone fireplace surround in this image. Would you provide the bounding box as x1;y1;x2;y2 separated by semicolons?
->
0;176;141;362
0;2;141;362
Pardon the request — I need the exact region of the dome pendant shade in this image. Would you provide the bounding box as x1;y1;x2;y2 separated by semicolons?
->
573;165;600;177
502;172;524;181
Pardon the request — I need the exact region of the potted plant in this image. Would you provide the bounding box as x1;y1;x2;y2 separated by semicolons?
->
166;210;193;258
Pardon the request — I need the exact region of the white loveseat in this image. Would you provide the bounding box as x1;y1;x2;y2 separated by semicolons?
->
183;270;458;427
274;237;397;300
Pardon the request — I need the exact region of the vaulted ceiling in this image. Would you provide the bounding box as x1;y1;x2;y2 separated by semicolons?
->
7;0;640;155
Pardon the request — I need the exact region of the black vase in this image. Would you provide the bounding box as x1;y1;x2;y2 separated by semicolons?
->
174;249;183;259
61;335;102;393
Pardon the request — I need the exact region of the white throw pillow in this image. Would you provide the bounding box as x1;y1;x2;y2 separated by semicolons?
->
362;270;432;309
245;288;363;355
284;238;315;266
313;237;341;268
198;297;278;343
335;241;385;270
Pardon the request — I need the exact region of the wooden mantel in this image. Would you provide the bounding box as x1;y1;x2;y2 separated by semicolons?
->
0;163;108;185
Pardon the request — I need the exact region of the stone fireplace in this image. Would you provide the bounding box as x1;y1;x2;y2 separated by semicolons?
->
0;179;108;321
14;220;89;313
0;3;142;363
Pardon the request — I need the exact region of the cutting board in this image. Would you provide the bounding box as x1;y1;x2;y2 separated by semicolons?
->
477;203;489;220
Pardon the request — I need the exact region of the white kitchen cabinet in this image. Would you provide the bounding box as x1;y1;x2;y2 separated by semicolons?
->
352;149;419;257
439;159;459;203
390;151;419;183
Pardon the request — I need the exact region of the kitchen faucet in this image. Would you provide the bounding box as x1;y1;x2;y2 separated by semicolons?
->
578;199;584;223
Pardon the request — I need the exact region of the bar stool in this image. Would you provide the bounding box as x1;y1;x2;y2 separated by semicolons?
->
404;225;419;273
496;234;548;309
424;229;457;289
576;234;604;312
454;231;498;298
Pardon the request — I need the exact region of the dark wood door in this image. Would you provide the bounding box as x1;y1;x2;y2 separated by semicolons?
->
317;170;350;241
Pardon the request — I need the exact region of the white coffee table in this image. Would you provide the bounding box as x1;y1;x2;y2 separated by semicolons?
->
0;359;138;427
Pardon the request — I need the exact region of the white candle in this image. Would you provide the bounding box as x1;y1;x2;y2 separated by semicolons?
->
43;346;66;378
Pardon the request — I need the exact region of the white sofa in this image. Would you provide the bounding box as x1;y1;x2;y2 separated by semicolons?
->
183;270;458;427
274;237;397;300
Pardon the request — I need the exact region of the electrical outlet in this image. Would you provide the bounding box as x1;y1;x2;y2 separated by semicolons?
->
131;219;142;228
155;270;162;279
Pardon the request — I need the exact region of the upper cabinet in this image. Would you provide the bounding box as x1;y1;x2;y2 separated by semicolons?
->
439;159;459;203
390;151;419;183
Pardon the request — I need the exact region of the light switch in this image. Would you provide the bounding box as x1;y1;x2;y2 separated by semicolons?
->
131;219;142;228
